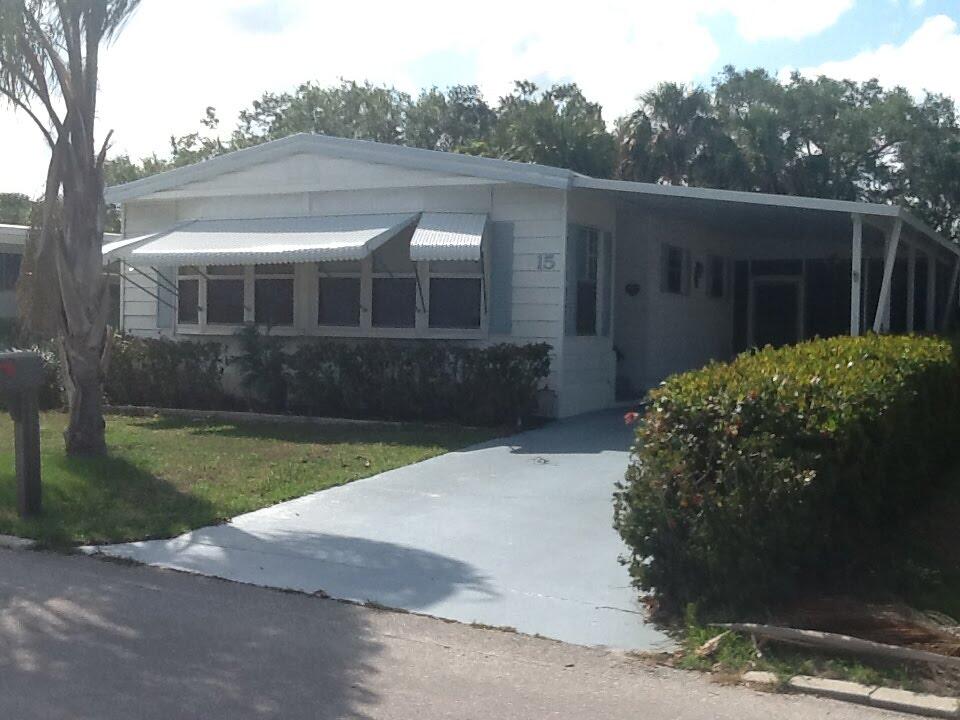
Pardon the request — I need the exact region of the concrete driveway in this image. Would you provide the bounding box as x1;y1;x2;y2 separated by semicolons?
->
94;410;672;650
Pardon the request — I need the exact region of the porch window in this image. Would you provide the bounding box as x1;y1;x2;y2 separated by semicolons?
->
254;264;294;326
206;265;245;324
429;260;483;329
318;261;361;327
372;278;416;328
371;231;417;329
661;244;690;295
177;266;200;325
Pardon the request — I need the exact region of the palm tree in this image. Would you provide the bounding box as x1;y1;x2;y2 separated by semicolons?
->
0;0;140;455
618;82;738;186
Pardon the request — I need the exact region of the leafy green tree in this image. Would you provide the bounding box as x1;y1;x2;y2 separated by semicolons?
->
405;85;495;151
618;82;742;186
893;93;960;240
487;81;615;177
0;0;140;456
233;79;410;147
0;192;34;224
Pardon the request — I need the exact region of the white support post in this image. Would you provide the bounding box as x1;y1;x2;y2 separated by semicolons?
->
850;214;863;336
873;218;903;334
941;256;960;332
906;244;916;333
926;253;937;332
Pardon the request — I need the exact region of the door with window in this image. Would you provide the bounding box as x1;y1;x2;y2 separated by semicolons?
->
750;278;802;348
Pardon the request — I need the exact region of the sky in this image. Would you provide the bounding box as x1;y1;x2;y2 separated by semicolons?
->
1;0;959;195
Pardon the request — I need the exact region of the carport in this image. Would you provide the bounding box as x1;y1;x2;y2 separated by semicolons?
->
572;179;960;396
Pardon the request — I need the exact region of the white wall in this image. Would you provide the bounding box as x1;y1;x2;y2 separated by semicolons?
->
558;191;617;417
120;155;568;414
614;207;736;394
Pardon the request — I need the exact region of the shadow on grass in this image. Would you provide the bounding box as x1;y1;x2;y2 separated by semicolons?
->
126;413;496;450
0;452;219;547
0;550;382;719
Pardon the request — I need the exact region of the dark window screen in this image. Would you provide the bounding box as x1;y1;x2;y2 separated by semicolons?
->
372;278;416;328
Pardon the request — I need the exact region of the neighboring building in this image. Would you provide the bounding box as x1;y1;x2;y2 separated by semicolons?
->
0;224;26;319
104;134;960;418
0;223;122;327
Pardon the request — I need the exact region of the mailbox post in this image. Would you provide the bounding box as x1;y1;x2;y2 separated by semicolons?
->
0;352;44;517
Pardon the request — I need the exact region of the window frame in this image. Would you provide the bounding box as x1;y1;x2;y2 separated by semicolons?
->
172;234;490;341
426;259;486;331
253;263;295;327
316;261;363;329
176;266;202;326
707;255;726;299
661;243;691;296
204;264;247;328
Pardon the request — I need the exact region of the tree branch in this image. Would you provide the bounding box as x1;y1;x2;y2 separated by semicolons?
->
0;86;54;147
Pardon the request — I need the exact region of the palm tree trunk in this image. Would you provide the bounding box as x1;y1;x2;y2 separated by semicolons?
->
59;335;106;456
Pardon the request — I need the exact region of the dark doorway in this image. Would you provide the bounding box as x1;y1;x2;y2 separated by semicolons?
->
752;279;801;348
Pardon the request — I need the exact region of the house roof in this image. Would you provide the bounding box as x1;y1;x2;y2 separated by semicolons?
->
105;132;959;257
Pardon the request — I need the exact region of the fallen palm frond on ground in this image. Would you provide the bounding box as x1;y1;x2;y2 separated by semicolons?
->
714;623;960;671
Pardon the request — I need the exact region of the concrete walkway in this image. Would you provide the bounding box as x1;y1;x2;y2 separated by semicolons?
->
95;411;672;650
0;549;913;720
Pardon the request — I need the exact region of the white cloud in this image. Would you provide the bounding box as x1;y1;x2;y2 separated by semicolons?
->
0;0;855;194
788;15;960;98
713;0;856;42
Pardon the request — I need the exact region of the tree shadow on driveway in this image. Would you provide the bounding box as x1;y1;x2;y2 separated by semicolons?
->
0;549;383;720
113;523;498;614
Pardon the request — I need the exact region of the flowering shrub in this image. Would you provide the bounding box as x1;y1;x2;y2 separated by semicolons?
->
613;335;960;616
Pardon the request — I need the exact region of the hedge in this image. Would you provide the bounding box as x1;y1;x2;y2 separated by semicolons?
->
286;339;551;425
613;334;960;616
104;334;230;410
101;332;551;426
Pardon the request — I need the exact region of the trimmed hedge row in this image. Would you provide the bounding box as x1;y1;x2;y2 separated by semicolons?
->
103;332;551;426
613;334;960;616
104;334;230;410
285;339;550;425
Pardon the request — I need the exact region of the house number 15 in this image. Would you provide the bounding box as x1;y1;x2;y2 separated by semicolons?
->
537;253;558;271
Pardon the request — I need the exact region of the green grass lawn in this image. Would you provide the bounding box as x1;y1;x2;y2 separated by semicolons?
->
0;412;497;547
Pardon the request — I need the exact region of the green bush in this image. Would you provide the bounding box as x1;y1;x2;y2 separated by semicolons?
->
104;334;229;410
232;325;289;412
613;334;960;616
287;339;551;425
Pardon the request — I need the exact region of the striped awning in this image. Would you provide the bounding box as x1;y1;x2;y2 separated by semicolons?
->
409;213;487;262
104;214;418;266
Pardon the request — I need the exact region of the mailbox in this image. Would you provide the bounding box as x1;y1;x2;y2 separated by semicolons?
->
0;351;43;517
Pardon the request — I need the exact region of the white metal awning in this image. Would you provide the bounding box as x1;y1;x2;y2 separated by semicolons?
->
409;213;486;262
104;213;419;266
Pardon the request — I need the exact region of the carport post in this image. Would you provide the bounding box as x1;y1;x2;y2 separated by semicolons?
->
850;213;863;336
873;217;903;334
906;244;916;333
926;252;937;331
942;256;960;332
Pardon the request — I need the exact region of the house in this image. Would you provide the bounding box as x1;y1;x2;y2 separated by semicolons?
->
103;133;960;418
0;223;123;329
0;224;27;320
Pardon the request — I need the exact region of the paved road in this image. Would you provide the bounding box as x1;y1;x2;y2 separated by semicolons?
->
95;411;672;650
0;549;912;720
